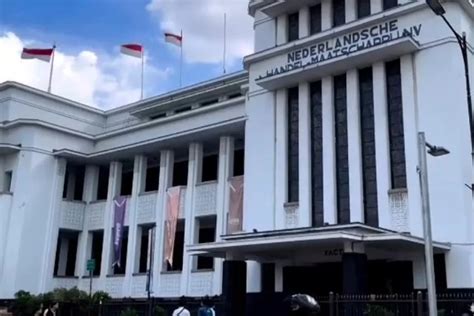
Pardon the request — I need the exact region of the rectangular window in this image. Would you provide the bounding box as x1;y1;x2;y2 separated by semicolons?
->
4;171;12;192
113;227;129;275
386;59;407;189
359;67;378;226
287;12;299;42
90;230;103;276
383;0;398;10
334;74;350;224
310;4;322;35
310;81;324;227
333;0;346;27
145;157;160;192
233;148;244;177
201;154;218;182
97;165;109;200
357;0;371;18
54;230;79;277
196;216;216;270
167;219;185;271
138;225;154;273
172;160;188;186
120;162;134;196
287;87;299;203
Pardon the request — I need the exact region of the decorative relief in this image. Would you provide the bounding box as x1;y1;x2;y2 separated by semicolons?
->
86;201;106;230
284;203;299;229
137;193;158;224
189;272;213;297
389;189;409;232
194;182;217;216
131;275;148;297
59;201;85;230
159;273;181;297
105;277;124;298
52;277;79;290
179;188;187;219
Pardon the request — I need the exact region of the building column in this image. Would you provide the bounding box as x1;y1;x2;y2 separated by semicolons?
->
373;63;391;230
322;76;337;225
101;161;122;277
342;242;368;294
275;263;284;292
125;155;147;295
276;14;288;45
299;6;310;38
214;136;234;294
275;89;288;229
400;54;423;237
181;143;203;294
321;0;333;31
223;260;247;316
372;0;383;14
65;168;76;200
75;165;99;278
347;70;364;223
346;0;357;23
299;82;312;227
0;156;5;192
153;150;174;295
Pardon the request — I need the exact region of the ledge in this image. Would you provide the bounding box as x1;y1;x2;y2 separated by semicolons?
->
132;273;148;276
160;271;182;275
388;188;408;194
0;191;13;196
53;276;79;279
81;275;100;279
284;202;299;208
191;269;215;273
106;274;125;278
88;199;107;204
62;199;87;204
196;180;218;186
139;191;158;196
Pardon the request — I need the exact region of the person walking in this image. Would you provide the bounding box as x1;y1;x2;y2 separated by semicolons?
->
172;296;190;316
198;296;215;316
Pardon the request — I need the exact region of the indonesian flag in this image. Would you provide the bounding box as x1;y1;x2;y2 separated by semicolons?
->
164;33;182;47
21;48;54;62
120;44;143;58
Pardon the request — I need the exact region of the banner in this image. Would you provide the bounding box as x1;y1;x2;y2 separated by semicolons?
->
164;187;182;267
228;176;244;234
112;196;127;267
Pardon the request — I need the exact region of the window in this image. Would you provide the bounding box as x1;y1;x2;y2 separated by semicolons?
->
233;148;244;177
333;0;346;27
310;81;323;227
138;225;154;273
145;157;160;192
287;87;299;203
120;161;134;196
54;230;79;277
201;154;218;182
4;171;12;192
201;99;219;107
172;160;188;186
386;59;407;189
359;67;378;226
62;164;85;201
383;0;398;10
310;4;322;35
113;226;129;275
287;12;299;42
195;216;216;270
357;0;371;18
89;230;103;276
97;165;109;200
167;219;185;271
334;74;350;224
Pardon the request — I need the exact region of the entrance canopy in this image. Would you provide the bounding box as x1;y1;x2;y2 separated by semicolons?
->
187;224;450;262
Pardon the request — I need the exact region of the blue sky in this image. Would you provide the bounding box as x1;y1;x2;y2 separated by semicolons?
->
0;0;253;108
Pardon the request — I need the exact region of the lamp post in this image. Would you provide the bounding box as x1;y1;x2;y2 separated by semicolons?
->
417;132;450;316
425;0;473;151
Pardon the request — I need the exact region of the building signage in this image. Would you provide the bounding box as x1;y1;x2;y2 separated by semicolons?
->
324;248;344;256
258;19;422;80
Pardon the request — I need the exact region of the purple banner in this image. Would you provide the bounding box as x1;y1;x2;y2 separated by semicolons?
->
113;196;127;267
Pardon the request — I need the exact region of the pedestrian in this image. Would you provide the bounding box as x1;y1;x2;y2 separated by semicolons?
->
198;296;215;316
172;296;190;316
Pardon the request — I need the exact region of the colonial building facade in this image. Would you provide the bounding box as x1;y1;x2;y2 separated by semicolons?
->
0;0;473;312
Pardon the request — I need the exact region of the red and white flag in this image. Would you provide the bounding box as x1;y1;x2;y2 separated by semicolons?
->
120;44;143;58
21;48;54;62
164;33;182;47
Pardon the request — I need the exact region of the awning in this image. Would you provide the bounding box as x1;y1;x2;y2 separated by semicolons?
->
187;223;450;261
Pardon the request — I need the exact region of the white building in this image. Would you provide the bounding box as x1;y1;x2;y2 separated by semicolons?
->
0;0;473;314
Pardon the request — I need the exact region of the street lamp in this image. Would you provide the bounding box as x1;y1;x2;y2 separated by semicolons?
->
417;132;450;316
425;0;473;152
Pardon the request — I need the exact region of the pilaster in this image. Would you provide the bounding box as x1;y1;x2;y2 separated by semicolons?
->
321;0;333;31
275;89;288;229
299;6;310;38
298;82;311;227
276;14;288;45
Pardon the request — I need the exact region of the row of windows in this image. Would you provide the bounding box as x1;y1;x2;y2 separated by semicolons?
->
286;0;399;43
286;59;405;227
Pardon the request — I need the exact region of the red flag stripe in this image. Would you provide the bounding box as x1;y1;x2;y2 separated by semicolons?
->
164;33;182;41
22;48;54;56
121;44;143;52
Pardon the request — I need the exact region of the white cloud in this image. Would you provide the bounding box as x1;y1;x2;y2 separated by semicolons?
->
146;0;254;65
0;32;172;109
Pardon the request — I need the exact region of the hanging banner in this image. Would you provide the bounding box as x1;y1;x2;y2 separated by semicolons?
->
228;176;244;234
164;186;182;267
112;196;127;267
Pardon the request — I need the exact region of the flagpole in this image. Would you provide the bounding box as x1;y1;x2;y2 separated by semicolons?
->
141;49;144;100
180;30;183;88
47;44;56;93
223;13;227;75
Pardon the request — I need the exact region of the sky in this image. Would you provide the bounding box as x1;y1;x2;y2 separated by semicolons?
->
0;0;254;109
